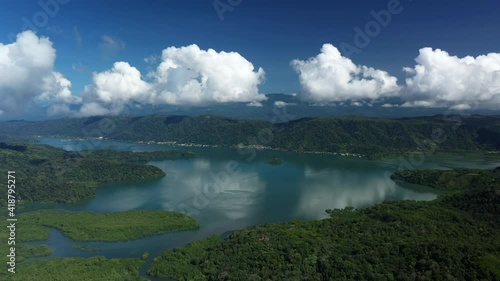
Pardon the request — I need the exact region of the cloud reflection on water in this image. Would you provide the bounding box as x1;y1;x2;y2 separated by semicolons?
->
157;159;266;221
296;166;437;220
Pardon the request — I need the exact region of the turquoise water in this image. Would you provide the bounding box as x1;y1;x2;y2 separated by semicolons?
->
30;138;500;278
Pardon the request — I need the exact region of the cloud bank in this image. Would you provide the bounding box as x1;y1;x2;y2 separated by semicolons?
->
78;44;266;116
293;44;500;110
2;31;500;117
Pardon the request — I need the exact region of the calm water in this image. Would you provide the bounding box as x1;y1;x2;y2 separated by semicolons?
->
29;138;500;278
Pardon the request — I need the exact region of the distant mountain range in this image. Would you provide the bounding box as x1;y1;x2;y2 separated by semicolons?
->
1;114;499;158
3;94;500;121
96;94;500;120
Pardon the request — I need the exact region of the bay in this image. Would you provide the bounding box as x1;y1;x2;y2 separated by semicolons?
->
29;138;500;279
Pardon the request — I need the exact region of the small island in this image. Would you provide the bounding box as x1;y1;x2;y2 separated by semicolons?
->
267;158;283;165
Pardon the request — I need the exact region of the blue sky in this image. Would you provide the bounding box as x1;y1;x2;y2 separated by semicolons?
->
1;0;499;118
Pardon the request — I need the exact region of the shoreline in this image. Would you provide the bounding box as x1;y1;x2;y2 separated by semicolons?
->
35;136;500;160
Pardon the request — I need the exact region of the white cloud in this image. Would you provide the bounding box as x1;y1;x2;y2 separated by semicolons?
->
37;72;79;104
77;102;117;117
291;44;400;103
403;48;500;110
78;45;266;116
78;62;152;116
274;101;295;108
0;31;77;114
152;44;266;105
47;104;71;116
381;103;399;108
7;32;499;117
246;101;263;107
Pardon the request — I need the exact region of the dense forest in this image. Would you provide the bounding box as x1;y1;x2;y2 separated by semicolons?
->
0;115;499;158
148;167;500;281
0;142;194;207
0;256;148;281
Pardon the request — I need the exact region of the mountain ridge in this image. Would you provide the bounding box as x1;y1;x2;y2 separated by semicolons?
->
1;114;499;158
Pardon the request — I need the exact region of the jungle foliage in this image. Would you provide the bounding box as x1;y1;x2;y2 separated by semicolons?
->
148;168;500;281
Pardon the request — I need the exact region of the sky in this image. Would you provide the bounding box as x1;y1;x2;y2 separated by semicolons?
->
0;0;499;118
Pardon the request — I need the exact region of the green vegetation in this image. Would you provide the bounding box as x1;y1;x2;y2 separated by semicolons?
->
0;142;194;207
1;209;197;279
1;115;499;158
0;212;53;262
391;168;497;191
148;168;500;281
0;256;148;281
18;209;199;242
72;244;101;252
148;236;222;280
267;158;283;165
14;244;52;263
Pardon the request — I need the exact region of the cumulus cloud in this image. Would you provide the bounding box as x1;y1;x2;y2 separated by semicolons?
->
38;72;79;104
78;45;266;116
78;62;152;116
0;31;78;114
291;44;400;103
403;48;500;110
152;44;266;105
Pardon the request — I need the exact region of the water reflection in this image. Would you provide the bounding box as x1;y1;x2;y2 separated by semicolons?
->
35;138;454;265
296;166;437;219
155;159;266;221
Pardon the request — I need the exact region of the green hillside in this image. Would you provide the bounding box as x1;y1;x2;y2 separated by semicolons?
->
1;115;499;158
0;142;194;206
148;167;500;281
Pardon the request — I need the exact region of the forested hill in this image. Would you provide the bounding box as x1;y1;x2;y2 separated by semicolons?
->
1;115;500;157
148;168;500;280
0;143;194;206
